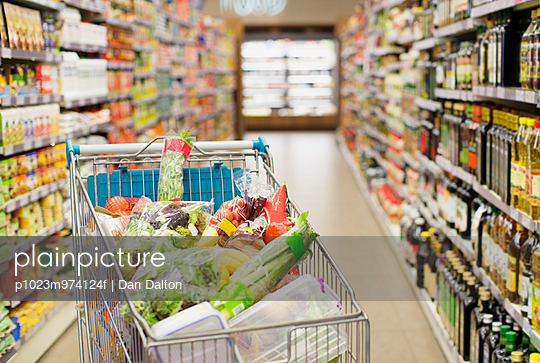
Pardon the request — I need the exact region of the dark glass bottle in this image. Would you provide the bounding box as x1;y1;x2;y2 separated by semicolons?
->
485;322;503;363
460;276;479;360
477;106;493;185
493;325;512;363
471;292;494;363
477;314;494;363
417;231;430;288
447;179;459;229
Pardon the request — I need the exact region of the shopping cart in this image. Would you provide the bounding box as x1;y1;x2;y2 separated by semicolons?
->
66;137;369;363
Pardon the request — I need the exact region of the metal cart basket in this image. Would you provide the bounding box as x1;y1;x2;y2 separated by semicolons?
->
66;137;369;363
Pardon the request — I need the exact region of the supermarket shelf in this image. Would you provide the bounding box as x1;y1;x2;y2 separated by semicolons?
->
110;117;135;129
1;49;61;62
472;85;539;105
63;94;109;108
435;155;475;184
1;94;63;107
0;122;108;156
435;155;538;232
362;124;387;144
135;118;159;133
471;0;537;18
197;104;236;122
337;133;469;363
108;91;135;101
134;17;154;27
134;71;157;78
2;179;66;213
157;65;172;72
402;113;420;128
434;88;475;101
62;0;104;12
61;42;107;53
196;87;236;97
414;96;443;111
386;62;401;72
133;44;156;52
107;61;135;70
398;33;415;45
401;151;420;170
368;69;386;78
197;68;236;75
433;18;481;38
11;302;77;363
0;347;15;363
366;46;405;57
385;32;400;45
10;0;65;11
133;94;158;106
412;37;444;51
157;89;172;97
90;16;135;30
172;106;199;118
400;74;417;84
416;151;442;175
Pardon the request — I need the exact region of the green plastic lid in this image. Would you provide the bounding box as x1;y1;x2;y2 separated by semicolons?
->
506;331;517;342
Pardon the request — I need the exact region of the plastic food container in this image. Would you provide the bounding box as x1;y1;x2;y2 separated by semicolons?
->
151;302;241;363
229;274;348;363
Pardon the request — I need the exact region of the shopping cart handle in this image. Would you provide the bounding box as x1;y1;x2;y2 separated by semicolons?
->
252;136;269;153
66;137;270;164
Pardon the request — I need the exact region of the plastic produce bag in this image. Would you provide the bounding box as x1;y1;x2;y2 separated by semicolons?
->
127;247;228;310
234;170;273;221
230;274;347;363
114;199;214;279
222;220;266;257
157;131;193;201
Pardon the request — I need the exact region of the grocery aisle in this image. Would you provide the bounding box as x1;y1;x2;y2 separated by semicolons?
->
245;131;447;363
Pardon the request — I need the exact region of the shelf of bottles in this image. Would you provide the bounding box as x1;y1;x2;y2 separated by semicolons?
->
339;0;540;361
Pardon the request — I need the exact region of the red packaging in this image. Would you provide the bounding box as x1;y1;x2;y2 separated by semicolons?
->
260;184;287;224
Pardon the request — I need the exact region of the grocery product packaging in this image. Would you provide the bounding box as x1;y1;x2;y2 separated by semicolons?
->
150;302;241;363
157;132;193;201
230;274;347;363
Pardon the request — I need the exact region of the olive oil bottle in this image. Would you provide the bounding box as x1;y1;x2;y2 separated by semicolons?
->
522;118;536;215
507;224;528;303
522;11;537;88
512;117;527;209
530;120;540;220
531;243;540;331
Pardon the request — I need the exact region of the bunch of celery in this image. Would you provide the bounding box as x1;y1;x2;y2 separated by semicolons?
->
215;212;317;303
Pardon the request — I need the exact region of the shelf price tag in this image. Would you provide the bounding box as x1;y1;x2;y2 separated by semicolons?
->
526;91;537;104
497;88;505;99
516;90;525;102
486;87;494;97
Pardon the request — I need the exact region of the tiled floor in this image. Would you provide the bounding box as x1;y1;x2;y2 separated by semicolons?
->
38;131;446;363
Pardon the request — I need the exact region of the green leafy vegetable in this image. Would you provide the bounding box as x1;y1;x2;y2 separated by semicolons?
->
157;131;193;201
214;212;317;303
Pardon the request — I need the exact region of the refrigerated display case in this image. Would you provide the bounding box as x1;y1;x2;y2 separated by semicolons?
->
241;38;337;129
